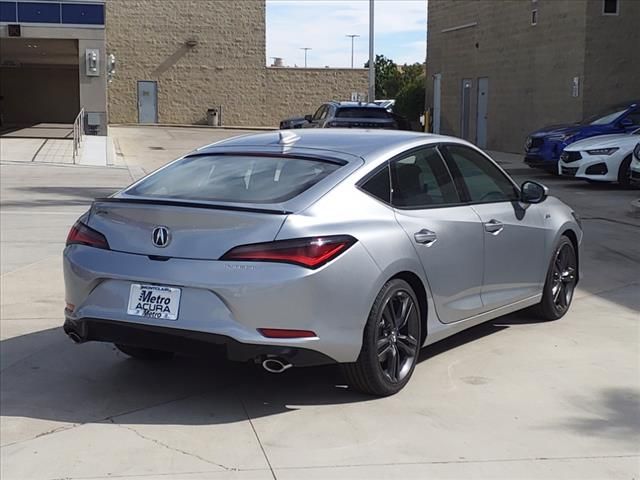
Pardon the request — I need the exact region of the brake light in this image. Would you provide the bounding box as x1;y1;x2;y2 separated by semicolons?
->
221;235;356;269
66;221;109;249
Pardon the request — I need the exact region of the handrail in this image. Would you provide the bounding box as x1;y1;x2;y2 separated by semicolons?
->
72;108;85;164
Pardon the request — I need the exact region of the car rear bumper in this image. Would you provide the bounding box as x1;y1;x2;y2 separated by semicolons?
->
64;317;336;366
63;243;383;364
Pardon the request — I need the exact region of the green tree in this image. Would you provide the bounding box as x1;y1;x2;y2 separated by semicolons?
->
394;77;426;126
365;54;400;99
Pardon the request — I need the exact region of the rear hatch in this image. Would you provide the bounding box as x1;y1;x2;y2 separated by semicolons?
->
86;150;361;260
88;201;286;260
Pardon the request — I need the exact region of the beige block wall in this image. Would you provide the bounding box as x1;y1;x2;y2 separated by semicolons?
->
427;0;588;152
105;0;368;127
266;68;369;122
106;0;268;125
582;0;640;117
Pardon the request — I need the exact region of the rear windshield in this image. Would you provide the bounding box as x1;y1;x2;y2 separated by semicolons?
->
336;108;390;119
126;155;342;204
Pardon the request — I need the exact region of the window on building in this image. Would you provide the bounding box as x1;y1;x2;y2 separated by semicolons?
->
531;9;538;25
603;0;619;15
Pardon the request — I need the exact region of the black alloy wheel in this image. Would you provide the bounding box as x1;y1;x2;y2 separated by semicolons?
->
342;279;421;396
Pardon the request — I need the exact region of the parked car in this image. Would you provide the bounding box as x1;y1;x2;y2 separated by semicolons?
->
280;101;399;130
524;100;640;172
63;130;581;396
558;128;640;186
630;143;640;186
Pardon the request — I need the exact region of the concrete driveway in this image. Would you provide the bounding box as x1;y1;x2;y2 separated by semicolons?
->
1;127;638;479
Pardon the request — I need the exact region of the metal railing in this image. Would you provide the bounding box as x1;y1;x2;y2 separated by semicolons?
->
72;108;85;164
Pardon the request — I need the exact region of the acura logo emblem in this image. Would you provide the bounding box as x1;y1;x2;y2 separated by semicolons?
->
152;226;170;247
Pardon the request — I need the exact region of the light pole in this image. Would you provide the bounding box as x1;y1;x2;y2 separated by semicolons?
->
368;0;375;101
346;34;360;68
300;47;311;68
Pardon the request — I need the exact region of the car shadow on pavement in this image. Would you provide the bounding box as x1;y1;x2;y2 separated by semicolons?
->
1;314;538;432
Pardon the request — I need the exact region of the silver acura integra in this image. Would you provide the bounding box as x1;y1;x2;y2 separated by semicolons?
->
64;130;582;396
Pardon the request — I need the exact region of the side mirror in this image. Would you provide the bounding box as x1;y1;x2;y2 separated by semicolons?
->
521;181;548;204
620;118;634;128
304;114;313;122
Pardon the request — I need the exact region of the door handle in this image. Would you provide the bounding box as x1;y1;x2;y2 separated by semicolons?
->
414;229;437;246
484;219;504;234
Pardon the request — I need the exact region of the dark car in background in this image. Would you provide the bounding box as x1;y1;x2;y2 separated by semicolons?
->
280;101;401;130
524;100;640;172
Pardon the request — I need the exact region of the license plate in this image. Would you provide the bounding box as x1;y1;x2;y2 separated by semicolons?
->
127;284;181;320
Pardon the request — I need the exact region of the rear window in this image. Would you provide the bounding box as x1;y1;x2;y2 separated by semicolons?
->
126;155;342;204
336;108;390;119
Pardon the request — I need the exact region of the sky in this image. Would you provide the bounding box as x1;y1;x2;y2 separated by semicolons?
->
266;0;427;68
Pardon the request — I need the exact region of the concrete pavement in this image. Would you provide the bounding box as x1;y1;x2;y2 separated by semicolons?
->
1;128;638;479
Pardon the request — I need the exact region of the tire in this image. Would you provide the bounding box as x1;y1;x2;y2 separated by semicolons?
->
115;343;175;361
342;279;422;396
533;236;578;321
617;155;632;187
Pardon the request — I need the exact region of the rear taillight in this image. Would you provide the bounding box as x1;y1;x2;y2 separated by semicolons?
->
221;235;356;269
66;221;109;249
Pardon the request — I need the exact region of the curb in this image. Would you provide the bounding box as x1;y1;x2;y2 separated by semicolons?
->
630;199;640;218
110;123;275;131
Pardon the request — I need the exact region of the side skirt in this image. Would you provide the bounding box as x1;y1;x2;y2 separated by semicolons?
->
422;294;542;347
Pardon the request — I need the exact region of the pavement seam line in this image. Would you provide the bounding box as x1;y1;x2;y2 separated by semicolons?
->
273;453;640;471
0;254;56;278
0;389;215;448
108;419;234;472
240;398;277;480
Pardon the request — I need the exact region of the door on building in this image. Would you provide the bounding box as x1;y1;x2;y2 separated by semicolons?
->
460;79;472;141
137;81;157;123
432;73;441;134
476;77;489;148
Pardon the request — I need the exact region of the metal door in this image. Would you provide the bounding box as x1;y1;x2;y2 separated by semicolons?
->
137;81;157;123
460;79;472;140
476;77;489;148
433;73;441;134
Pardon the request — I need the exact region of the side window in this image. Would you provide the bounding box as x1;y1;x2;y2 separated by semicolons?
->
390;147;459;208
360;165;391;204
312;105;326;121
624;110;640;126
444;145;519;203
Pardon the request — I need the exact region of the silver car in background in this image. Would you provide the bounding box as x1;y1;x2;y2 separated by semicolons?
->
63;130;582;396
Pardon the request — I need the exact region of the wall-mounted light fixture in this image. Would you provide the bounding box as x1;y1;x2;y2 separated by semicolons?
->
185;39;198;48
86;49;99;76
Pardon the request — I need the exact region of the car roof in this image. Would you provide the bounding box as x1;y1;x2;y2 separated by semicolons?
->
196;129;467;162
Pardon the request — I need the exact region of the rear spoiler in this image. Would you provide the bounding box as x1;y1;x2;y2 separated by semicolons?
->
93;197;292;215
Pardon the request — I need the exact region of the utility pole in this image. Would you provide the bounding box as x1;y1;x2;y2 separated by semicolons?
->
346;34;360;68
368;0;375;101
300;47;311;68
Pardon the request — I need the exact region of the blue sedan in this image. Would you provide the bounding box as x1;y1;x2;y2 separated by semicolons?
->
524;101;640;172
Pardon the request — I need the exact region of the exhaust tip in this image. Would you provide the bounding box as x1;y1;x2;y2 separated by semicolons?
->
262;357;293;374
